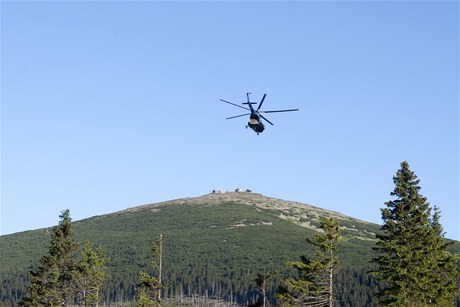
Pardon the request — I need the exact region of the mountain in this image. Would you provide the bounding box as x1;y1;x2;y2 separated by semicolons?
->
1;192;459;306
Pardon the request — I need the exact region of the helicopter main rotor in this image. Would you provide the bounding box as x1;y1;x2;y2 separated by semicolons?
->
220;93;299;127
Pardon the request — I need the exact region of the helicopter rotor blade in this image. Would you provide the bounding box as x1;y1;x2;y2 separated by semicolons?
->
259;114;274;125
260;109;299;113
220;99;250;111
226;113;250;120
256;94;267;111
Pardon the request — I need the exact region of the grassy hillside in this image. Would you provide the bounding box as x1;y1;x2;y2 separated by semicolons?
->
0;193;380;272
1;192;459;305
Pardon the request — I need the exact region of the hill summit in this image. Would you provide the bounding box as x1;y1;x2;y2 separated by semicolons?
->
112;192;378;240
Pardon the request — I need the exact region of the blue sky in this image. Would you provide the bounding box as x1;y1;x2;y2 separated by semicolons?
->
2;1;459;240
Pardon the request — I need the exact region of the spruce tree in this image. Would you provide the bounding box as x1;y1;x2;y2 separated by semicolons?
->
372;161;458;306
136;234;164;307
74;240;109;306
21;209;79;306
278;217;341;306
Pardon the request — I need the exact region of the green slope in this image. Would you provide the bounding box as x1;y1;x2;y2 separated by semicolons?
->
0;193;380;272
1;192;458;305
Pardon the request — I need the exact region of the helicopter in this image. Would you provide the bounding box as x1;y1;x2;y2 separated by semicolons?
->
220;93;299;134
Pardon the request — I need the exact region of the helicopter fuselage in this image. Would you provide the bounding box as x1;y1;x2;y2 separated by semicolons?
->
246;103;265;134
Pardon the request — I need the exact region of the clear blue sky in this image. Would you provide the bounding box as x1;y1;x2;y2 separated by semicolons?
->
2;1;459;240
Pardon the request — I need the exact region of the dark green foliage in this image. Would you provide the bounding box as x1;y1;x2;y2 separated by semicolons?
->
20;209;79;306
334;266;381;306
372;161;459;306
278;217;341;306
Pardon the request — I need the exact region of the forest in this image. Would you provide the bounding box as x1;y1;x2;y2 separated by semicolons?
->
0;232;383;306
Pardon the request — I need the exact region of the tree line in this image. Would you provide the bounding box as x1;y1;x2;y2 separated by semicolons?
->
8;161;460;306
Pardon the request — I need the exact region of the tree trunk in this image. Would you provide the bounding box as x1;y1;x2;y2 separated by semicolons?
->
329;248;333;307
159;234;164;301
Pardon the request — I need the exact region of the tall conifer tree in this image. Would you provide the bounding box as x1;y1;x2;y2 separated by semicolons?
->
136;234;164;307
372;161;458;306
74;240;109;306
278;217;341;306
21;209;79;306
